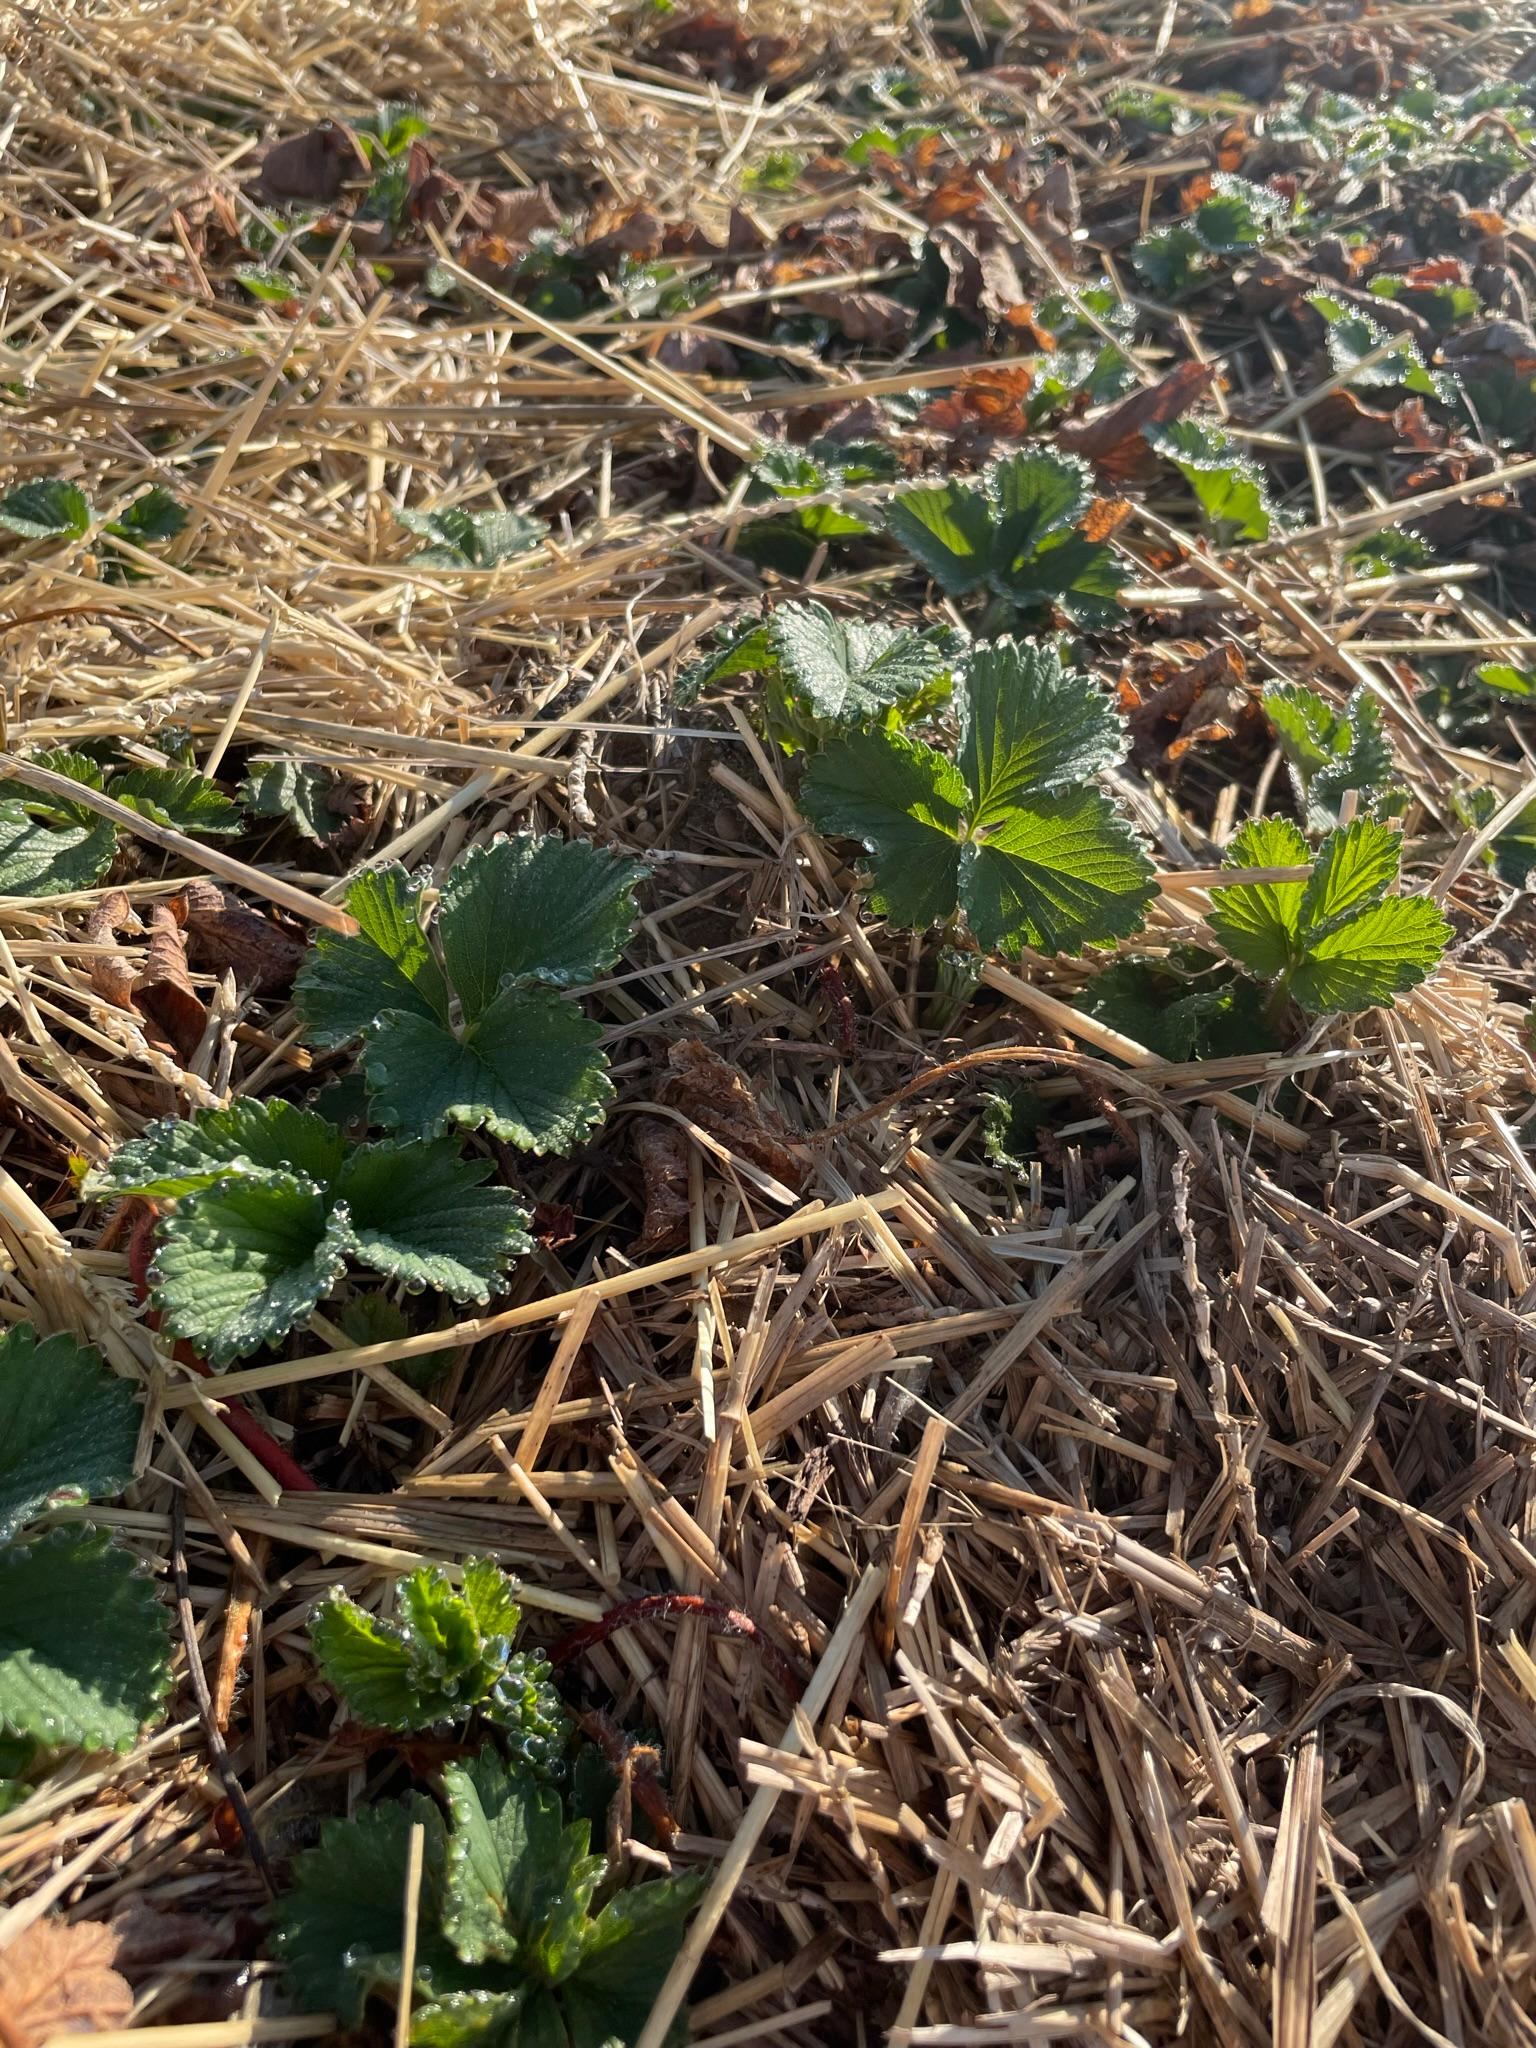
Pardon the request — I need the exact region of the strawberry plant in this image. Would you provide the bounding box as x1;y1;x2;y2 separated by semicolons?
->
1454;785;1536;887
242;758;351;843
313;1557;566;1766
802;636;1155;956
1262;684;1400;829
1207;816;1450;1019
294;834;643;1150
397;504;546;570
273;1750;701;2044
0;1325;171;1758
677;597;963;751
0;479;188;579
1306;293;1446;402
883;446;1125;628
1144;419;1276;543
731;439;891;576
0;746;244;897
1132;176;1297;299
81;1099;531;1365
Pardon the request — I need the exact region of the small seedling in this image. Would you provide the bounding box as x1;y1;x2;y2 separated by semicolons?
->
802;636;1154;956
295;833;643;1151
1207;815;1450;1021
274;1750;701;2044
883;445;1125;628
1262;683;1400;829
81;1099;531;1365
313;1556;566;1765
1144;418;1276;542
0;480;188;580
0;747;242;897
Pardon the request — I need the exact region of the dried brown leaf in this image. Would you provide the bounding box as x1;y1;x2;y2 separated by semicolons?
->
174;882;305;996
85;890;138;1012
656;1039;807;1191
632;1116;692;1255
252;123;366;203
0;1916;132;2045
134;903;206;1064
1058;361;1218;481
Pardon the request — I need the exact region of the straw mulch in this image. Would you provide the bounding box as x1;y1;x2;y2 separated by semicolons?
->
3;2;1536;2044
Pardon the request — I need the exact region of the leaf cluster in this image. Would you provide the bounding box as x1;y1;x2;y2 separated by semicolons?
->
294;834;643;1153
0;746;243;898
274;1751;701;2046
883;445;1125;627
1263;683;1400;830
802;636;1154;956
1208;816;1450;1014
1144;418;1276;542
397;504;546;571
1132;175;1297;299
0;1325;171;1764
0;480;188;581
82;1099;531;1365
312;1557;566;1766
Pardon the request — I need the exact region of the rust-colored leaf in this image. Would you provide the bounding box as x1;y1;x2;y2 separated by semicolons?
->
1058;360;1218;481
631;1116;691;1255
1215;121;1249;172
1179;172;1215;214
1082;495;1132;542
173;881;305;996
252;123;366;203
1129;644;1256;766
920;365;1037;464
656;1039;807;1191
0;1916;132;2046
85;890;138;1011
134;903;206;1065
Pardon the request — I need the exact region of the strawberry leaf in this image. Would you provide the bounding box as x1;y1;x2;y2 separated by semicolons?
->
1298;815;1402;930
108;765;244;836
437;836;641;1004
1144;418;1275;541
1263;683;1397;829
335;1141;532;1300
1455;784;1536;885
962;790;1156;956
0;802;116;897
0;1328;138;1544
0;1527;172;1752
295;865;450;1048
442;1750;605;1970
148;1171;352;1364
960;636;1125;803
398;505;545;570
1206;817;1309;979
1289;895;1452;1012
105;486;188;545
362;981;612;1152
766;601;959;726
82;1098;347;1201
0;481;92;541
242;758;351;842
801;728;966;931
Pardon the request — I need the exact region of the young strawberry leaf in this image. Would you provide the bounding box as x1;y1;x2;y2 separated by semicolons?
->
1474;661;1536;700
802;637;1154;956
1455;784;1536;886
1306;293;1444;398
106;486;188;546
82;1098;348;1201
398;505;546;570
149;1172;353;1366
442;1749;605;1968
0;1328;139;1545
295;866;450;1047
884;446;1124;626
335;1143;533;1301
0;480;92;541
1144;418;1275;542
109;765;244;836
1263;683;1398;829
312;1559;565;1757
1208;816;1449;1015
242;759;350;843
0;1527;172;1752
272;1797;453;2021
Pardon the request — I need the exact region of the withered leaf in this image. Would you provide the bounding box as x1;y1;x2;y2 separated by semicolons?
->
0;1916;132;2046
1058;360;1218;481
920;365;1036;465
252;123;366;203
656;1039;806;1191
632;1116;691;1255
134;903;206;1065
174;881;305;996
85;890;139;1012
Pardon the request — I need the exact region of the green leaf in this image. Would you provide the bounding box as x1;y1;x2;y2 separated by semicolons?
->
959;637;1124;807
1475;662;1536;699
801;728;965;933
235;265;300;305
0;1327;139;1544
242;758;351;842
673;618;775;705
557;1874;704;2047
437;837;642;1009
314;1559;522;1734
0;480;92;540
273;1796;450;2020
1307;293;1439;395
1145;419;1274;541
106;487;189;545
408;1990;530;2046
109;765;244;836
82;1098;347;1202
0;1527;172;1751
883;473;996;596
362;983;612;1152
0;802;116;898
1263;683;1396;828
1455;783;1536;886
149;1172;351;1364
961;789;1156;956
336;1140;532;1300
1131;223;1206;298
441;1752;605;1972
399;505;545;570
295;865;450;1047
1298;815;1402;932
1288;894;1451;1011
1206;817;1310;979
766;601;958;726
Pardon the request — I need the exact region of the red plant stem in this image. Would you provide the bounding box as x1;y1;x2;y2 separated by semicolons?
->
551;1592;803;1698
126;1203;317;1493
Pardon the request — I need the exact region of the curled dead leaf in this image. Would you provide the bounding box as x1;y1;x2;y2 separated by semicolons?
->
1058;360;1218;482
85;890;139;1012
919;364;1036;465
656;1039;807;1191
251;123;366;203
134;904;207;1065
0;1915;132;2046
174;881;305;996
632;1116;692;1255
